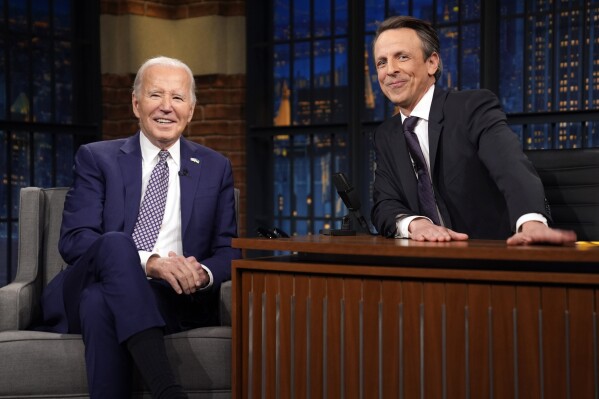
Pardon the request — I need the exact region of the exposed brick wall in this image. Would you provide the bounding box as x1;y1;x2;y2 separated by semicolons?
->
100;0;244;18
191;74;246;234
102;74;138;140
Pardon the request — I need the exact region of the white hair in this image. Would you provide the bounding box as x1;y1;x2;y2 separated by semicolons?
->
132;56;197;104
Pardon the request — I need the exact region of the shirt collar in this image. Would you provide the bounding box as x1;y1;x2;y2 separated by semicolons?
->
400;83;435;123
139;132;181;169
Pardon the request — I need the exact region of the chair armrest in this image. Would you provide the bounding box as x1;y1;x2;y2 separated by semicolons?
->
219;280;232;326
0;280;36;331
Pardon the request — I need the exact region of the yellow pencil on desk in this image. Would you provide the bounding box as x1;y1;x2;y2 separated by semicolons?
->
576;241;599;247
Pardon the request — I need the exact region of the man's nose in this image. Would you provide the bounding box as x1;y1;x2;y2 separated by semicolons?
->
160;96;173;110
386;59;399;74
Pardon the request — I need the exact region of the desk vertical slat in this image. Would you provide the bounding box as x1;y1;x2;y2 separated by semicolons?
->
568;288;595;398
491;285;516;398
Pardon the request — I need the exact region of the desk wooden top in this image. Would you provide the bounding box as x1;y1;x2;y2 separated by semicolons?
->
232;235;599;264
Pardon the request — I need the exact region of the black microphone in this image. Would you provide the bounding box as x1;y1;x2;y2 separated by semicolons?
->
178;169;189;177
332;172;374;234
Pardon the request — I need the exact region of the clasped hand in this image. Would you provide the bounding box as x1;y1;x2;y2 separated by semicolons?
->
409;219;576;246
146;251;208;294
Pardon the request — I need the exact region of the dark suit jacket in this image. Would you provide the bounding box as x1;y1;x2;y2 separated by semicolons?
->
371;87;549;239
42;132;240;332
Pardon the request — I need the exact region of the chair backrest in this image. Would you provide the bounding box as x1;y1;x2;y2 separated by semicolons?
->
15;187;68;325
525;149;599;241
17;187;68;289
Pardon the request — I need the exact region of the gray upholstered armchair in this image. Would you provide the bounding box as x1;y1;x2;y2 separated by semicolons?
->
0;187;236;398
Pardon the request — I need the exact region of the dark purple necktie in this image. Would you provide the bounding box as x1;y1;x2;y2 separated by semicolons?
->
132;150;170;251
402;116;441;225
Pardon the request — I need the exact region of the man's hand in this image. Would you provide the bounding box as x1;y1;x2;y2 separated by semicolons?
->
408;218;469;242
146;251;209;294
507;221;577;246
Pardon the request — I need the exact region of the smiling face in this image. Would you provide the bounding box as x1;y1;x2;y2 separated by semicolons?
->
374;28;439;115
132;64;195;149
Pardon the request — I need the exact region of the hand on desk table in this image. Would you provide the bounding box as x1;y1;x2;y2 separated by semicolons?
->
506;221;577;246
408;218;469;242
408;218;576;246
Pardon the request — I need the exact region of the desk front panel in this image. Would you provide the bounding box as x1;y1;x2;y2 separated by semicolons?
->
232;257;599;399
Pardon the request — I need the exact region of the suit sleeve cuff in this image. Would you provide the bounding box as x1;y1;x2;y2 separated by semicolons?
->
138;251;158;275
396;215;433;238
516;213;548;232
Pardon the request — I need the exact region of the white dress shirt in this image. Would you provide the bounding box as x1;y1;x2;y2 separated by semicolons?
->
137;133;213;288
395;84;547;238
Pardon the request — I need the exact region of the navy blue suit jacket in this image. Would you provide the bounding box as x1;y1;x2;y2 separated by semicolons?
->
371;87;550;239
42;132;240;332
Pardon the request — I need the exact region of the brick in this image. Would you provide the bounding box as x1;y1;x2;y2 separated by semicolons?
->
202;136;244;152
103;104;134;120
172;6;189;19
196;89;245;105
226;151;246;167
188;3;220;17
202;104;230;120
103;88;134;105
117;121;139;135
102;120;119;133
196;74;246;89
102;89;123;105
102;74;133;89
125;1;146;16
195;74;226;89
223;2;245;16
195;90;227;105
100;1;120;15
191;105;205;121
146;3;177;18
183;134;206;146
189;120;245;136
224;74;246;88
156;0;192;5
203;104;243;120
187;120;227;135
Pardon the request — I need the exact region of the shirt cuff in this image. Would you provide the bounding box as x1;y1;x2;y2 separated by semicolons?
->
138;251;159;275
396;215;433;238
516;213;548;233
200;264;214;290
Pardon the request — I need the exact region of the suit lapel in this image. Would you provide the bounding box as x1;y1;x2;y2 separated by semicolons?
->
388;114;419;210
118;133;143;234
427;88;453;228
428;87;447;174
179;138;203;237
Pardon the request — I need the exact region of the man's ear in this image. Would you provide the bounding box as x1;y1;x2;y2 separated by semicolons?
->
187;103;195;122
427;52;440;77
132;93;140;118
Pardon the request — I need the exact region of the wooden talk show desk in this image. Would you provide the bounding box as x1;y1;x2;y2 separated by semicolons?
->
231;235;599;399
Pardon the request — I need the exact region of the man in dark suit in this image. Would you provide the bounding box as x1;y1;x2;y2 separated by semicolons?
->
371;16;576;245
40;56;240;398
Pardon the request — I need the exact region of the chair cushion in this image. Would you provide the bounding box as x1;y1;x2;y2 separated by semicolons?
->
0;331;88;397
0;326;231;398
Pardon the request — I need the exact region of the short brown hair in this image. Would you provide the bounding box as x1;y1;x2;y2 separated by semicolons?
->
373;16;443;82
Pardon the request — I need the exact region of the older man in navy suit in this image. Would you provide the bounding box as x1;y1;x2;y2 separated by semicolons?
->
371;16;576;245
40;56;240;398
